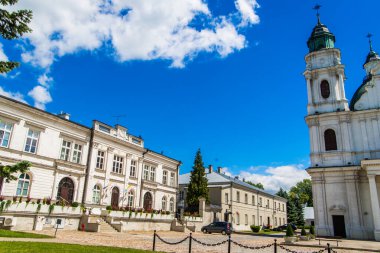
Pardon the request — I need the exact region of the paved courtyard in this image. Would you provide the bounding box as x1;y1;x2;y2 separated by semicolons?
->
0;230;379;253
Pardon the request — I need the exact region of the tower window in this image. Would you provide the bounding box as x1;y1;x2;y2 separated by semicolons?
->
324;129;337;151
320;80;330;99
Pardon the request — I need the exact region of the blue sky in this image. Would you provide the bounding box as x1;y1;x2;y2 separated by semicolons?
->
1;0;379;191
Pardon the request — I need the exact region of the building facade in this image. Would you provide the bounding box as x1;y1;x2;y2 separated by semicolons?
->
304;15;380;240
0;95;180;212
179;166;287;231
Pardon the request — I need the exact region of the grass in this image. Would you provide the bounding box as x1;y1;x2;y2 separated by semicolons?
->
252;230;283;235
0;242;154;253
0;229;53;239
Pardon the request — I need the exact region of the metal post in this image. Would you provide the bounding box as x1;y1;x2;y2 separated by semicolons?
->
153;230;156;252
327;243;331;253
189;232;192;253
228;234;231;253
274;239;277;253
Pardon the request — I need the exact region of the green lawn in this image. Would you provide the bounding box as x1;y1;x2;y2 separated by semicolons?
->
0;229;53;239
0;242;154;253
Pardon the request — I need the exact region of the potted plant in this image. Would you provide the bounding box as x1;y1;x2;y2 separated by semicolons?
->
300;227;310;241
284;224;297;244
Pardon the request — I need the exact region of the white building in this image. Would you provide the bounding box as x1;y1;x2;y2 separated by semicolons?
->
304;14;380;240
0;95;180;212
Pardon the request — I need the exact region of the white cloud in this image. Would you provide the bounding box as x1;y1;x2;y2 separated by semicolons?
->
0;86;26;103
37;73;53;87
223;164;310;193
8;0;259;69
235;0;260;26
28;85;52;110
0;43;9;61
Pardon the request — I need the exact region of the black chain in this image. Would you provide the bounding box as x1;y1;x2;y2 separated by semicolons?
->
155;234;189;245
331;250;338;253
231;240;274;250
192;237;228;247
279;245;326;253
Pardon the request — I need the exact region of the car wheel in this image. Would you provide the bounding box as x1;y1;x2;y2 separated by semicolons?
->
221;230;226;235
202;229;207;234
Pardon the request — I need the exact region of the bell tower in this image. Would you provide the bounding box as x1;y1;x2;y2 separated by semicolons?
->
303;6;349;115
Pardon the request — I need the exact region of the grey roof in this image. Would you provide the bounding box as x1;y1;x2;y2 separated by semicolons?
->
179;171;286;200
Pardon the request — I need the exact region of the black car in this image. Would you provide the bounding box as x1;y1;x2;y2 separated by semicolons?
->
273;223;297;231
201;222;233;235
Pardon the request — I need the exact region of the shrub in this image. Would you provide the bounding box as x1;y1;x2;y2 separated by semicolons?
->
71;202;79;208
36;199;41;204
250;225;261;233
26;197;31;203
106;205;112;211
46;197;52;205
263;229;271;232
12;196;17;202
18;196;23;203
0;196;4;201
286;224;294;237
48;204;55;214
310;226;315;235
301;227;307;236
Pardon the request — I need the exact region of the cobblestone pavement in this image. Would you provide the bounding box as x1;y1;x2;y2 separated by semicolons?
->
0;230;379;253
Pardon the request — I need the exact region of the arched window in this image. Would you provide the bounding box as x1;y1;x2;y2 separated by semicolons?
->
111;187;120;207
143;192;153;211
320;80;330;99
127;190;134;208
92;185;101;204
162;196;167;210
169;197;174;212
16;173;30;196
324;129;338;151
57;177;74;203
236;213;240;225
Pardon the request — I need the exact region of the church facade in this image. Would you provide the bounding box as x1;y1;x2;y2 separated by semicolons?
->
304;16;380;241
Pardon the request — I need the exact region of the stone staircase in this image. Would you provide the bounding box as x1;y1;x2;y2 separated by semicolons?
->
99;217;119;233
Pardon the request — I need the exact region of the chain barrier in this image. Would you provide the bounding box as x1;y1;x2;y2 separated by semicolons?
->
155;233;189;245
231;240;274;250
279;245;326;253
331;250;338;253
192;237;228;247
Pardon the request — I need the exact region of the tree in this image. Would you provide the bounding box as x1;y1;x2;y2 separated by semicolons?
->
0;161;31;182
0;0;32;74
186;149;209;209
276;187;288;199
246;181;264;190
289;179;313;207
276;187;304;226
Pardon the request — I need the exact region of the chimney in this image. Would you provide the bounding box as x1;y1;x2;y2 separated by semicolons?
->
208;165;213;173
57;111;70;120
217;167;223;173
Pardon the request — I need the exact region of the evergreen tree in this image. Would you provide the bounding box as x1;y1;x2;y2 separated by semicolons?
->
276;187;288;199
0;0;32;74
246;181;264;190
0;161;31;182
186;149;209;209
287;198;298;224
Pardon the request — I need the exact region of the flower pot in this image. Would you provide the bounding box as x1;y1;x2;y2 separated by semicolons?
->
300;235;310;241
284;236;297;244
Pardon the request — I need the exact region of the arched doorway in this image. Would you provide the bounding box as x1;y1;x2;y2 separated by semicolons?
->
57;177;74;203
143;192;153;211
111;187;119;207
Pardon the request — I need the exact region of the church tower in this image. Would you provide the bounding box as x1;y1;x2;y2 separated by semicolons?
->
303;12;349;115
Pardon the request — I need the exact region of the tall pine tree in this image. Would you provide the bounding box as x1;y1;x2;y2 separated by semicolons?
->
0;0;32;74
186;149;209;210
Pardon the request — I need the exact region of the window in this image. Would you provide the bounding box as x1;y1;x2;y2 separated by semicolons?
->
16;173;30;196
275;217;277;226
92;185;101;204
245;193;248;204
127;190;134;207
267;199;270;208
179;191;184;201
24;129;39;153
163;170;168;185
225;193;229;204
324;129;337;151
72;144;82;163
236;213;240;225
112;155;124;174
259;216;262;225
283;218;285;225
245;214;248;225
236;191;240;202
274;201;276;210
96;151;105;169
143;165;149;180
130;160;136;177
252;215;255;225
0;121;12;148
259;197;262;206
60;140;71;161
149;166;156;181
282;204;285;211
162;196;167;210
170;172;175;187
320;80;330;99
99;125;111;133
169;197;174;212
252;195;255;206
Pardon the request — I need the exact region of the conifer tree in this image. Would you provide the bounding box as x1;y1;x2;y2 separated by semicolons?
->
186;149;209;209
0;0;32;74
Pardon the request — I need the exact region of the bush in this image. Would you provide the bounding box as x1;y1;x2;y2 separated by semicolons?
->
286;224;294;237
106;205;112;211
301;227;307;236
310;226;315;235
263;229;271;232
250;225;261;233
71;202;79;208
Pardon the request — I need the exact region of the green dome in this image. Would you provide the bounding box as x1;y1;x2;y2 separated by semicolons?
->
364;47;380;66
307;18;336;53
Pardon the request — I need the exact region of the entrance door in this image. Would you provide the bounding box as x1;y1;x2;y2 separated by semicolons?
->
332;215;346;238
143;192;152;210
111;187;119;207
57;177;74;203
